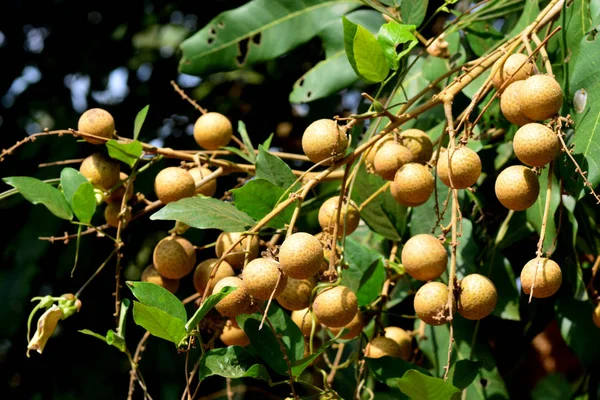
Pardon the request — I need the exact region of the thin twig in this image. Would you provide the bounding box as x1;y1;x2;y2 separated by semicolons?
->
170;80;207;114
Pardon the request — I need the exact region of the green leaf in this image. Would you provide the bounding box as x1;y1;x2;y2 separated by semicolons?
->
231;179;294;229
343;16;389;83
489;254;520;321
79;329;127;353
132;302;188;345
237;121;256;164
150;197;256;232
342;238;384;304
3;176;73;220
222;146;255;164
465;21;504;57
356;259;386;306
126;281;187;322
255;145;298;190
179;0;361;75
60;168;96;223
400;0;429;27
531;373;573;400
186;286;237;332
555;296;600;367
377;22;417;70
526;167;560;253
199;346;271;381
447;360;480;390
133;105;150;140
456;219;478;278
410;177;464;237
368;357;431;387
105;139;143;167
394;370;461;400
508;0;540;38
291;334;339;377
262;133;274;149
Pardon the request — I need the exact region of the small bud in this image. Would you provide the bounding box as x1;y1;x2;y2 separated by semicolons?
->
94;188;105;205
573;89;587;114
27;305;63;356
426;35;450;59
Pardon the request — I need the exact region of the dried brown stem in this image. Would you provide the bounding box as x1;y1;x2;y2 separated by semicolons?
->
170;80;207;114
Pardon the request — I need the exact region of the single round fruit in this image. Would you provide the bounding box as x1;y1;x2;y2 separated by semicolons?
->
105;172;134;204
495;166;540;211
278;233;324;279
104;203;131;228
492;53;533;91
391;163;434;207
593;304;600;328
175;236;196;267
78;108;115;144
141;265;179;294
80;153;120;190
365;336;403;359
329;311;364;340
215;232;260;270
292;308;319;336
384;327;412;360
374;141;414;181
520;258;562;299
520;75;563;121
437;147;482;189
302;119;348;165
414;282;453;326
365;135;392;168
154;167;195;204
313;285;358;328
318;197;360;236
213;276;251;317
401;129;433;164
401;234;447;281
193;112;233;150
188;167;217;197
242;258;287;300
500;81;534;126
276;277;316;311
153;236;195;279
457;274;497;320
513;123;559;167
220;319;250;347
193;258;235;294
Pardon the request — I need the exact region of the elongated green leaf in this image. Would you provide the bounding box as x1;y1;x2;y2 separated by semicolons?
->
237;121;256;164
150;197;256;232
179;0;361;75
508;0;539;38
231;179;294;229
342;238;384;302
105;139;143;167
3;176;73;220
356;259;386;306
368;357;431;387
222;146;255;163
400;0;428;27
133;105;150;140
255;146;298;190
526;167;560;253
394;370;461;400
291;334;339;377
343;16;389;83
132;302;187;345
186;286;237;331
447;360;480;390
79;329;126;353
60;168;96;223
489;254;520;320
410;177;465;237
60;168;88;200
532;373;573;400
555;296;600;367
126;281;187;322
377;22;417;70
199;346;271;381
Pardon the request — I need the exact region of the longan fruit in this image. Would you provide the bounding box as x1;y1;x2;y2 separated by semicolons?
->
384;327;412;360
313;285;358;328
105;172;134;204
365;135;392;168
188;166;217;197
78;108;115;145
414;282;453;326
513;123;559;167
318;197;361;237
193;258;235;294
457;274;497;320
436;147;482;189
292;308;319;336
154;167;195;204
176;236;196;267
500;81;534;126
153;236;195;279
193;112;233;150
141;265;179;294
329;310;364;340
276;277;316;311
391;163;434;207
104;203;131;228
492;53;533;91
215;232;260;269
278;233;324;279
302;119;348;165
401;234;447;281
365;336;403;359
520;258;562;299
213;276;251;317
242;258;287;301
220;319;250;347
401;129;433;164
520;75;563;121
593;304;600;328
495;165;539;211
80;153;120;190
374;141;414;181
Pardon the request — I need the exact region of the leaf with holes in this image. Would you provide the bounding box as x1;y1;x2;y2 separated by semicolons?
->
377;21;417;70
3;176;73;220
343;16;389;83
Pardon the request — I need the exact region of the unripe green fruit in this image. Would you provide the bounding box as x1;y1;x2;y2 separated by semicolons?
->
278;232;324;279
365;336;403;359
593;304;600;328
391;163;434;207
313;285;358;328
104;203;131;228
374;141;413;181
520;75;563;121
492;53;533;91
457;274;497;320
215;232;260;270
513;123;559;167
220;319;250;347
78;108;115;144
500;81;534;126
329;310;364;340
80;153;120;190
193;112;233;150
242;258;287;300
276;277;316;311
302;119;348;165
213;276;251;317
520;258;562;298
401;129;433;164
318;197;360;237
291;308;319;336
384;327;412;360
437;147;481;189
154;167;195;204
495;165;539;211
105;172;134;204
153;236;196;279
188;167;217;197
141;265;179;294
414;282;453;326
193;258;235;294
401;234;447;281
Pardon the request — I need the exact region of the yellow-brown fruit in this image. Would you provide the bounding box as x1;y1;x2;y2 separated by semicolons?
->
513;123;559;167
365;135;392;168
329;311;364;340
318;197;361;236
492;53;533;91
374;141;414;181
193;258;235;294
291;308;319;336
278;232;324;279
495;166;539;211
212;276;251;317
188;167;217;197
414;282;453;326
80;153;120;190
153;236;195;279
313;285;358;328
220;319;250;347
437;147;482;189
104;203;131;228
105;172;134;204
141;265;179;294
276;277;316;311
301;119;348;165
175;236;196;267
500;81;534;126
78;108;115;144
242;258;287;300
154;167;195;204
401;129;433;164
193;112;233;150
593;304;600;328
365;336;403;359
384;327;412;360
401;234;447;281
520;75;563;121
457;274;497;320
215;232;260;270
391;163;434;207
520;258;562;299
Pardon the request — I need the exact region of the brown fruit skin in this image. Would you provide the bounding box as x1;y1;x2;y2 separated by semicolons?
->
492;53;533;91
276;277;316;311
391;163;434;207
104;203;131;228
153;236;195;279
458;274;498;320
242;258;287;300
105;172;134;204
374;141;414;181
365;136;392;168
193;112;233;150
520;258;562;299
414;282;453;326
220;319;250;347
292;308;319;336
437;147;482;189
213;276;251;317
384;327;412;360
520;75;563;121
401;129;433;164
401;234;447;281
500;81;534;126
188;167;217;197
513;123;559;167
302;119;348;165
80;153;120;190
215;232;260;270
278;232;324;279
193;258;235;294
78;108;115;144
175;237;196;268
495;166;540;211
593;304;600;328
318;197;360;237
141;265;179;294
154;167;195;204
365;336;403;359
329;311;364;340
313;285;358;328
